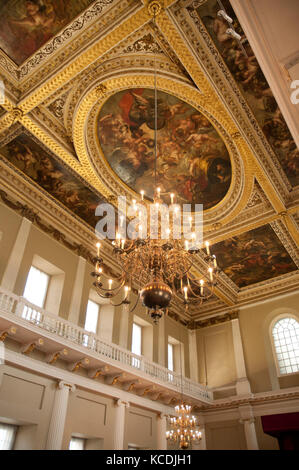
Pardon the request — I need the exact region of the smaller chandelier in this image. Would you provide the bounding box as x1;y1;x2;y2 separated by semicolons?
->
166;404;201;449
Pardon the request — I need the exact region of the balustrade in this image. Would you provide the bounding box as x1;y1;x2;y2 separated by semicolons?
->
0;288;212;401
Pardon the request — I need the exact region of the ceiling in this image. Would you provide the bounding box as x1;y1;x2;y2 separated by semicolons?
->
0;0;298;325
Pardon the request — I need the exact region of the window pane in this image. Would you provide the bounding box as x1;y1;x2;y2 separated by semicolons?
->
23;266;49;308
168;343;174;371
69;437;85;450
131;323;141;356
84;300;99;334
273;317;299;375
0;424;16;450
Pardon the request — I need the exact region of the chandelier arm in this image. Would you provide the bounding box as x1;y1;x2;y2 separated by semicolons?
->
186;278;207;299
94;276;126;293
129;293;141;313
94;277;126;299
110;285;131;306
97;270;125;283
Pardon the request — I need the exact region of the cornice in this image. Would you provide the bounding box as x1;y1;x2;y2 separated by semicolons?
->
190;310;239;330
197;388;299;412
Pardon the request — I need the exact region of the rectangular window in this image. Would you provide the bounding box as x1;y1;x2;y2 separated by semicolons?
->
23;266;50;308
168;343;174;371
0;424;17;450
84;300;100;333
22;266;50;322
131;323;142;368
69;437;85;450
83;300;100;347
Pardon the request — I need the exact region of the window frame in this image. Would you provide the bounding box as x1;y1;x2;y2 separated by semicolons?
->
23;265;50;309
168;342;174;372
84;299;100;334
131;322;142;357
0;423;17;450
270;313;299;377
69;436;85;450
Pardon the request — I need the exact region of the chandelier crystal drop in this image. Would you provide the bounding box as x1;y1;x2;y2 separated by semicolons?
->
166;404;202;449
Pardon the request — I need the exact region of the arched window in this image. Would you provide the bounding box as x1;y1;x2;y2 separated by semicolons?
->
272;317;299;375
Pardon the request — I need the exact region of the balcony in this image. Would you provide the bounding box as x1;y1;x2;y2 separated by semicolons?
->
0;288;213;405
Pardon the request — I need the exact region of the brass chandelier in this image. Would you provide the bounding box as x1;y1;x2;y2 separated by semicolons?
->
91;199;219;322
166;404;201;449
91;4;219;322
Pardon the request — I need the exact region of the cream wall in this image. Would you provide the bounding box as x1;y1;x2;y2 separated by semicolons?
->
14;224;79;321
205;419;247;450
63;389;116;450
239;293;299;393
0;205;22;284
0;363;56;450
0;362;160;450
124;405;157;449
196;322;237;388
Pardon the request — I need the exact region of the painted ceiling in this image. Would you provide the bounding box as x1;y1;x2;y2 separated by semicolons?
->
0;0;95;65
0;0;298;323
195;0;299;188
98;88;231;208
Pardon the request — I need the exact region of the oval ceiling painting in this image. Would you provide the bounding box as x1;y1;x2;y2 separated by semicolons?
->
98;89;232;209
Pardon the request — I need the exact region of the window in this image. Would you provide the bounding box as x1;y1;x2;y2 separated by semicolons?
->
84;300;100;333
272;317;299;375
69;437;85;450
131;323;142;368
23;266;49;308
0;424;17;450
22;266;50;322
168;343;174;371
83;300;100;347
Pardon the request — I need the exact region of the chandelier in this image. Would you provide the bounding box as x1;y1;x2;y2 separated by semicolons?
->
166;404;201;449
91;4;219;323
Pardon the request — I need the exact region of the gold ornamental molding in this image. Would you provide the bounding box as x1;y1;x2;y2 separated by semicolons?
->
194;310;239;329
73;73;254;229
154;8;299;246
6;0;176;116
20;114;83;175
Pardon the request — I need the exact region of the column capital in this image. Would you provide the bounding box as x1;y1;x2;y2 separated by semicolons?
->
238;404;254;421
157;412;166;420
239;418;255;425
115;398;130;408
58;381;76;393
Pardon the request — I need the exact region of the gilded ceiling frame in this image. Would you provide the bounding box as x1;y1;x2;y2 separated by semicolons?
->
72;72;253;229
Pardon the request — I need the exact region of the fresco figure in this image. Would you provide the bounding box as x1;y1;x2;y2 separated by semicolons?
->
0;0;94;65
197;0;299;188
0;133;102;227
98;89;232;209
212;225;297;287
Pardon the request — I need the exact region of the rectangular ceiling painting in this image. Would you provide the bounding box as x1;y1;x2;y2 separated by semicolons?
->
195;0;299;188
0;131;103;227
212;225;297;288
0;0;95;65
